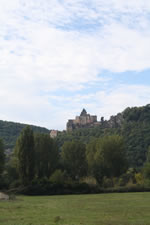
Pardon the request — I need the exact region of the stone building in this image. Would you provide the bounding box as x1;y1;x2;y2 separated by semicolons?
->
66;109;99;131
66;109;125;132
50;130;58;138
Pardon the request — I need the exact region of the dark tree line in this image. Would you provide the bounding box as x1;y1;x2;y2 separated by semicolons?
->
0;120;49;150
0;139;5;176
12;126;128;187
14;126;59;185
15;126;35;185
1;125;150;194
1;104;150;171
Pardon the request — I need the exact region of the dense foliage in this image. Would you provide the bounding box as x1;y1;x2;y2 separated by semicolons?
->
0;120;50;150
15;126;35;185
0;125;133;193
61;141;87;180
34;133;59;178
56;104;150;168
0;139;5;176
1;104;150;169
86;135;127;184
121;105;150;167
1;104;150;194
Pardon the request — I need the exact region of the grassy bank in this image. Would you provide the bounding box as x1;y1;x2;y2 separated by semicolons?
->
0;192;150;225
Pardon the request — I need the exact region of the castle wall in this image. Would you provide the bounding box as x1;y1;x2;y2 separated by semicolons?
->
50;130;58;138
90;116;97;123
66;110;98;131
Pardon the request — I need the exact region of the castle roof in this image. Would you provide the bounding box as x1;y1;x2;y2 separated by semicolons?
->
80;109;87;116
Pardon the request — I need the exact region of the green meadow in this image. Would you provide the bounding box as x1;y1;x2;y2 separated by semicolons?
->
0;192;150;225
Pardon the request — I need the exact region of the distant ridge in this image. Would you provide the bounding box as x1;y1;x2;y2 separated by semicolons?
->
0;120;50;150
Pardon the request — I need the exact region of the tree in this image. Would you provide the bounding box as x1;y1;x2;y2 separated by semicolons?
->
146;146;150;163
86;135;127;183
142;147;150;180
98;135;127;177
86;138;101;180
50;169;65;185
61;141;87;180
34;133;59;178
143;163;150;179
15;126;35;185
0;139;5;176
86;138;105;184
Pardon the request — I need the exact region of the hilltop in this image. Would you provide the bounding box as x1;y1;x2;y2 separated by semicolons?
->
57;104;150;168
0;120;50;151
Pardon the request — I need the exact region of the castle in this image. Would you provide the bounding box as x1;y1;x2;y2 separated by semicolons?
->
50;130;58;138
49;109;124;135
66;109;100;131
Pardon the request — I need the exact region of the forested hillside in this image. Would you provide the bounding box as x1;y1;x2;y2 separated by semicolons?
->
0;104;150;168
1;105;150;193
0;120;50;150
56;104;150;168
122;105;150;167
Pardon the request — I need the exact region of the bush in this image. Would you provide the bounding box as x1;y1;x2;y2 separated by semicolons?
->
102;177;113;188
49;170;65;185
135;173;144;185
81;176;97;186
143;162;150;179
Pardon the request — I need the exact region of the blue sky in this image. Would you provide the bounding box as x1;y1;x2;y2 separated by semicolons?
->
0;0;150;130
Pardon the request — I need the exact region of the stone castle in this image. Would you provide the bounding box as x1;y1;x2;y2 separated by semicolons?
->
66;109;100;131
50;109;125;135
66;109;124;132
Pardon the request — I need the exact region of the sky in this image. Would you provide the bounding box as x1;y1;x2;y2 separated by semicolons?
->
0;0;150;130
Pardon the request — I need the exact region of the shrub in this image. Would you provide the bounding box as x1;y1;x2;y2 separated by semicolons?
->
102;177;113;188
135;173;144;185
49;170;65;185
143;162;150;179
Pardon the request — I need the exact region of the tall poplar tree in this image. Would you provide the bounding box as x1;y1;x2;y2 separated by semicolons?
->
0;139;5;176
61;141;87;180
15;126;35;185
34;133;59;178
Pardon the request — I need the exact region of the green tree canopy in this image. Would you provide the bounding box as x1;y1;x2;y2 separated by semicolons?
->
86;135;127;183
0;139;5;176
15;126;35;185
61;141;87;180
34;133;59;178
142;146;150;180
146;146;150;163
143;163;150;179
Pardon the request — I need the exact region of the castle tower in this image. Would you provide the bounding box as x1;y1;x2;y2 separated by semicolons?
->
66;109;99;131
80;109;87;116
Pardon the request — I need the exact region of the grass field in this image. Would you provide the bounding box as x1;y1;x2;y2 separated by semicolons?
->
0;192;150;225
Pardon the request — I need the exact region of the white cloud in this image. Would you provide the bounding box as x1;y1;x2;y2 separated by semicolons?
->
60;84;150;124
0;0;150;129
94;84;150;119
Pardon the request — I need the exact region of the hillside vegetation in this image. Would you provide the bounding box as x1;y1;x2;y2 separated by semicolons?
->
0;104;150;168
0;120;50;150
1;105;150;194
56;104;150;168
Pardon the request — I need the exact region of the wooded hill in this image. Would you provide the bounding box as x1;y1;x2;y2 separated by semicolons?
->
0;104;150;168
0;120;50;150
56;104;150;168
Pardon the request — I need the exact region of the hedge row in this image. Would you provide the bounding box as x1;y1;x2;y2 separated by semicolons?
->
13;182;150;195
